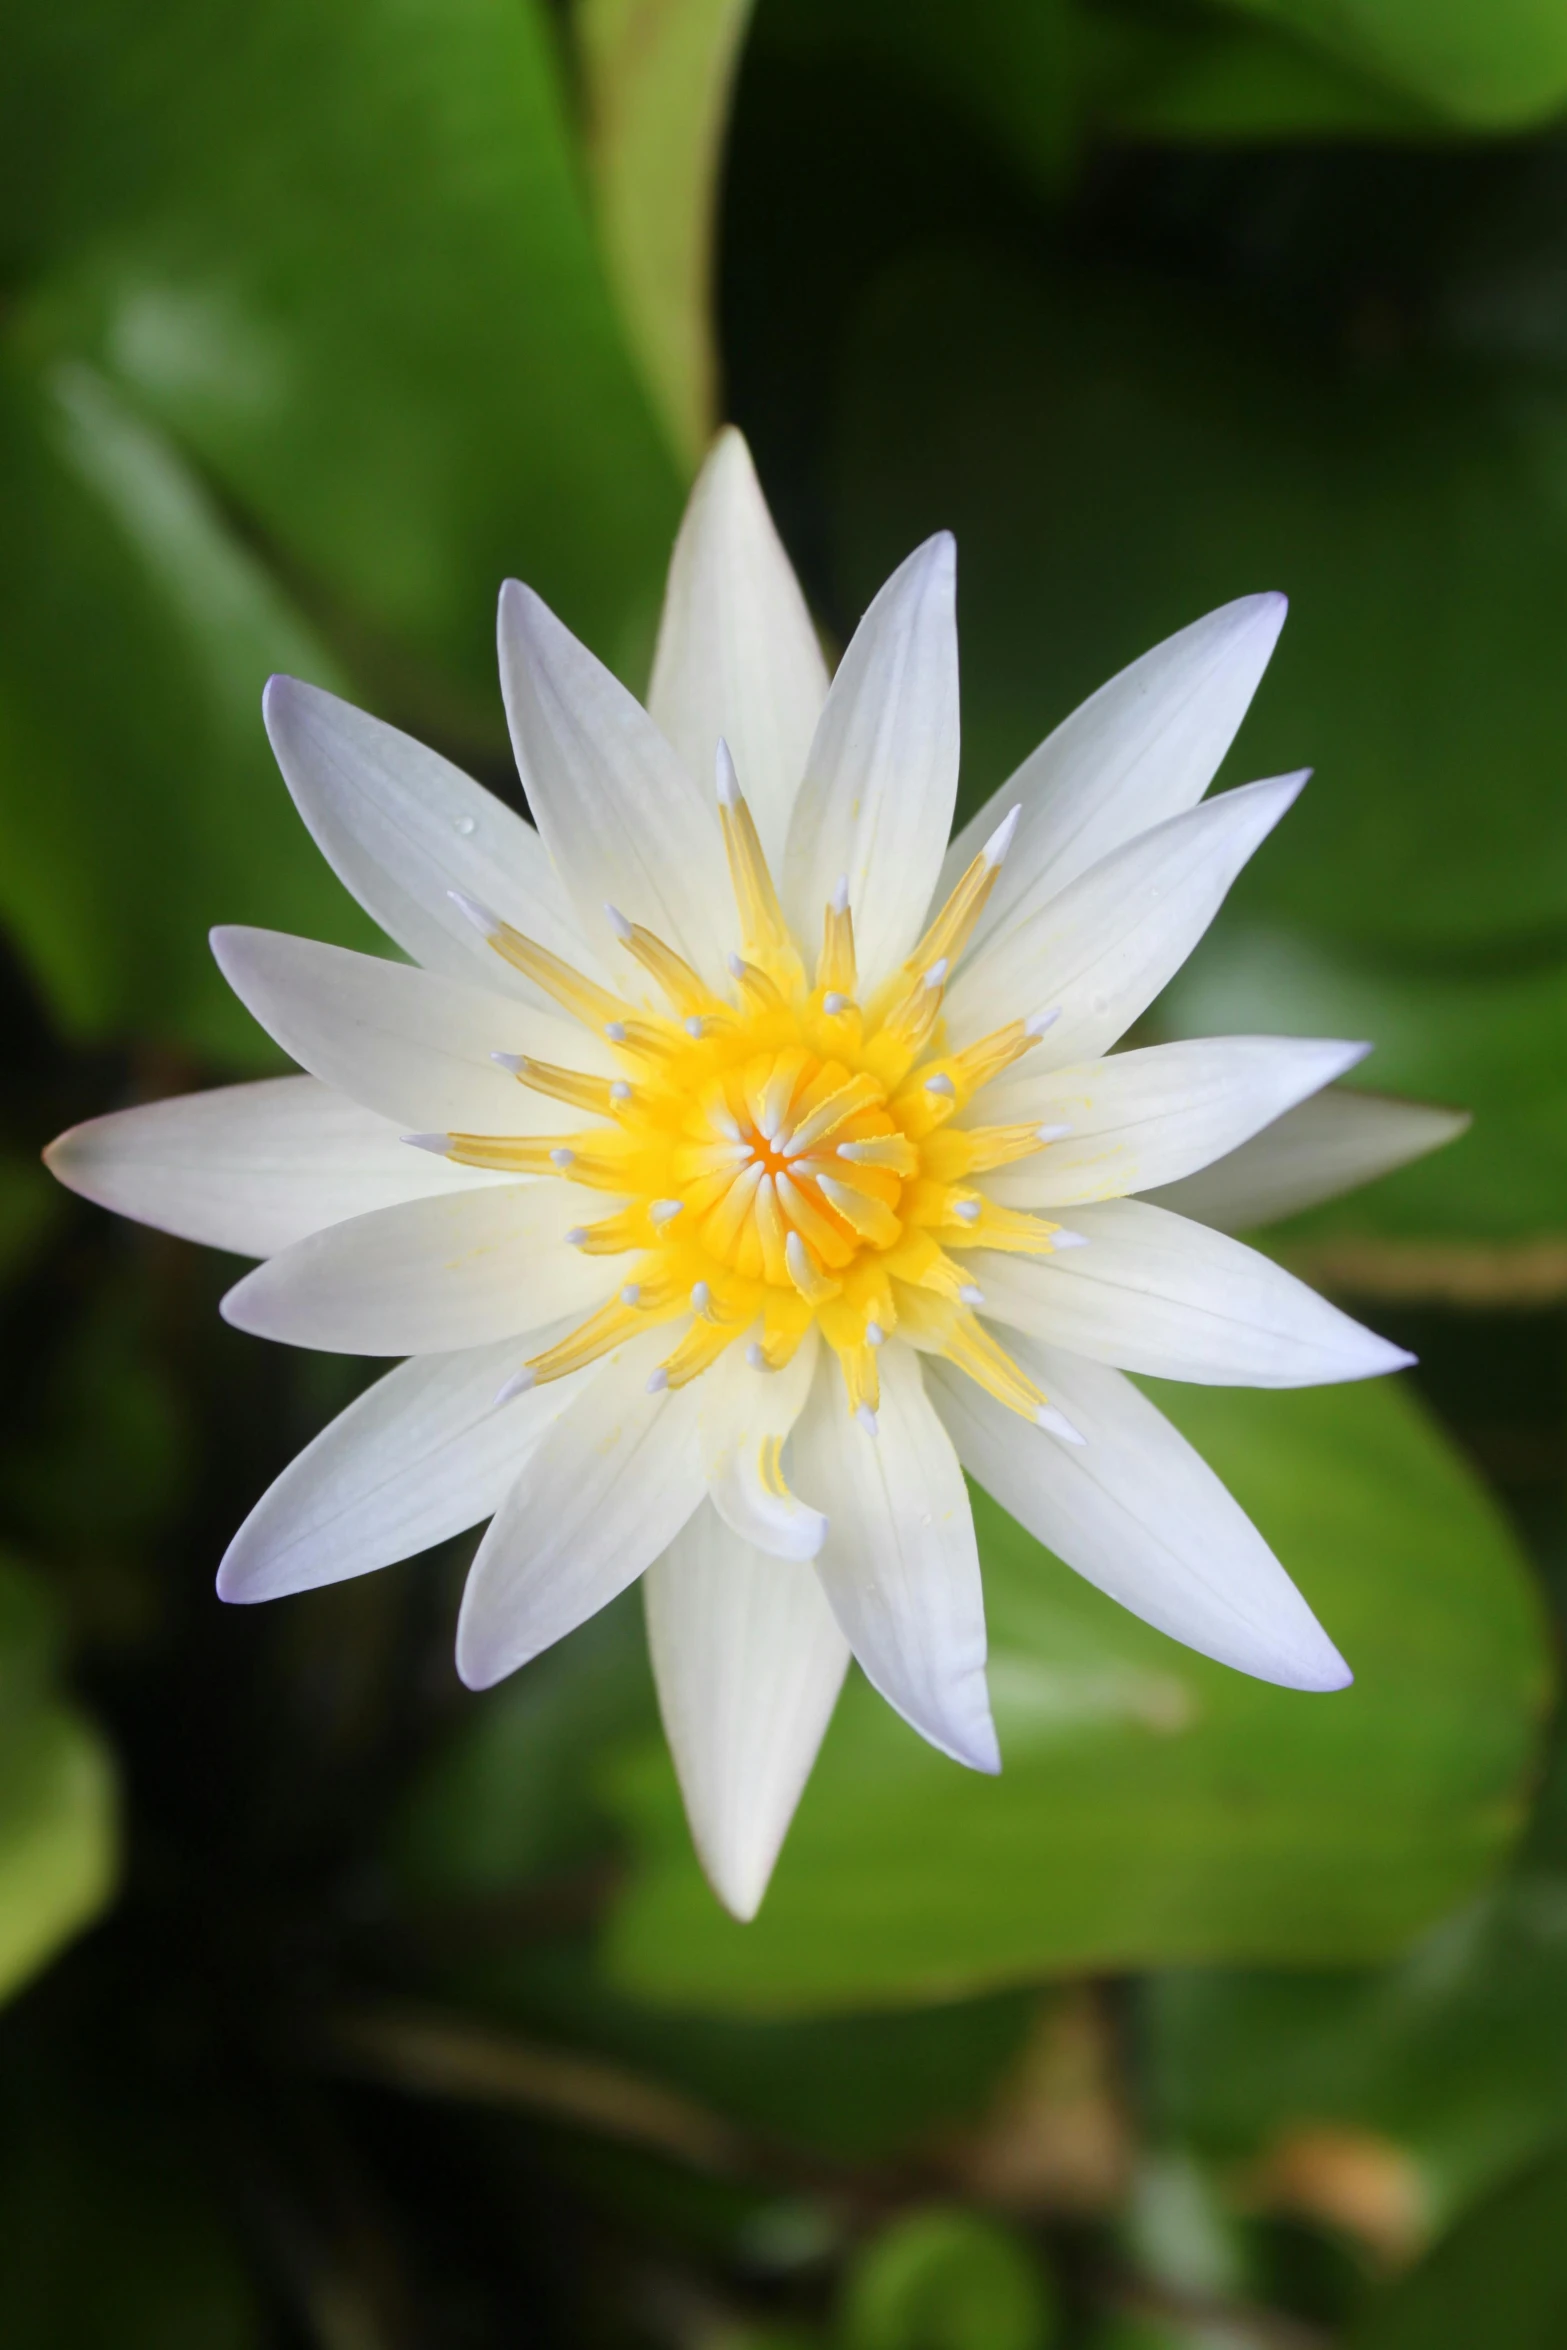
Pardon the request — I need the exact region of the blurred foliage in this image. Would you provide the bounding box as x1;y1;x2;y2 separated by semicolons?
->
0;0;1564;2341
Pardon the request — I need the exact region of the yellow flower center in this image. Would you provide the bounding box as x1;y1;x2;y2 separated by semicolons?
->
443;765;1077;1424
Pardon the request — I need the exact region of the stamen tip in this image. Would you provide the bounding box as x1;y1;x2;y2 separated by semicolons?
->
922;957;949;989
649;1198;684;1226
1037;1403;1086;1445
983;804;1023;865
646;1366;670;1394
959;1284;984;1307
604;902;634;942
1036;1123;1071;1143
864;1320;885;1348
609;1079;633;1103
854;1403;879;1437
726;951;746;978
401;1132;451;1155
715;739;741;807
951;1198;981;1224
1026;1006;1062;1038
690;1280;712;1313
490;1050;525;1074
620;1284;642;1306
564;1226;588;1247
822;990;848;1015
1051;1229;1089;1251
494;1367;537;1407
924;1072;957;1098
684;1015;705;1038
548;1146;576;1168
831;873;851;916
745;1341;768;1371
605;1021;628;1043
448;888;500;939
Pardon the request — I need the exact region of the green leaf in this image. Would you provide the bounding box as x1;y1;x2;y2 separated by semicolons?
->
576;0;757;467
605;1379;1546;2013
0;1557;117;2006
1091;7;1448;141
1349;2142;1567;2348
1215;0;1567;130
838;2206;1058;2350
831;247;1567;959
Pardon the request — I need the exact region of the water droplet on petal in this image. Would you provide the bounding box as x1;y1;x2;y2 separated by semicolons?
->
453;814;477;837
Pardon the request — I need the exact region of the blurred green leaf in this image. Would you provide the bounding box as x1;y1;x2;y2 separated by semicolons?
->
606;1379;1545;2012
1163;925;1567;1242
0;1152;59;1287
832;245;1567;959
0;0;682;1051
1092;7;1446;141
838;2206;1057;2350
0;1560;116;2005
577;0;756;466
1349;2141;1567;2348
1216;0;1567;130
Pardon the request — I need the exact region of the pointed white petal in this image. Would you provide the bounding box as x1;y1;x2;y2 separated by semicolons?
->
455;1330;706;1689
647;429;828;866
782;535;960;989
262;678;601;1006
217;1330;598;1602
220;1181;613;1354
977;1037;1369;1210
497;582;733;984
1144;1089;1472;1232
792;1342;998;1772
211;927;615;1135
937;594;1286;962
967;1199;1413;1387
644;1502;849;1919
945;773;1306;1064
698;1326;826;1559
929;1342;1349;1691
43;1076;510;1259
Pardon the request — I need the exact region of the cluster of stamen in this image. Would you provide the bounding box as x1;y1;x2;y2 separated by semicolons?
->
420;745;1084;1437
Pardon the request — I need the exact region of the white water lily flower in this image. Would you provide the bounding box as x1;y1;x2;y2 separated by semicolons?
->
45;428;1463;1921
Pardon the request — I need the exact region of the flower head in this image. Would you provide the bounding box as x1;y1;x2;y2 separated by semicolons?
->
46;429;1458;1918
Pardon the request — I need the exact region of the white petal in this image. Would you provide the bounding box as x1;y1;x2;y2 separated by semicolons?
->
792;1342;998;1772
217;1330;598;1602
976;1037;1369;1210
43;1076;513;1258
220;1181;612;1354
966;1199;1413;1387
455;1329;706;1689
782;535;959;989
1144;1089;1472;1232
698;1326;826;1559
945;772;1306;1063
262;677;601;1007
646;428;828;867
211;927;615;1134
928;1342;1349;1691
497;581;733;984
936;594;1286;961
644;1502;849;1919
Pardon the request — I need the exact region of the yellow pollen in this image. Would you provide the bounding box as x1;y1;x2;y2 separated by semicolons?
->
477;777;1071;1423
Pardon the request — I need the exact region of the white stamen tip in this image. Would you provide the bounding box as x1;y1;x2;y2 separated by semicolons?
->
1026;1006;1062;1038
610;1080;633;1103
690;1280;712;1314
855;1403;879;1438
925;1072;957;1098
1036;1123;1071;1144
831;873;851;916
1037;1404;1087;1445
490;1051;525;1075
493;1367;537;1407
564;1227;588;1247
649;1198;684;1226
922;958;949;989
822;991;848;1015
604;902;634;942
684;1015;705;1038
646;1367;670;1394
400;1132;451;1155
605;1021;628;1043
727;951;746;978
745;1342;768;1371
951;1198;981;1224
715;738;741;807
448;888;501;939
1051;1229;1089;1251
959;1284;985;1307
983;804;1022;866
548;1147;575;1168
864;1321;885;1348
620;1284;642;1306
